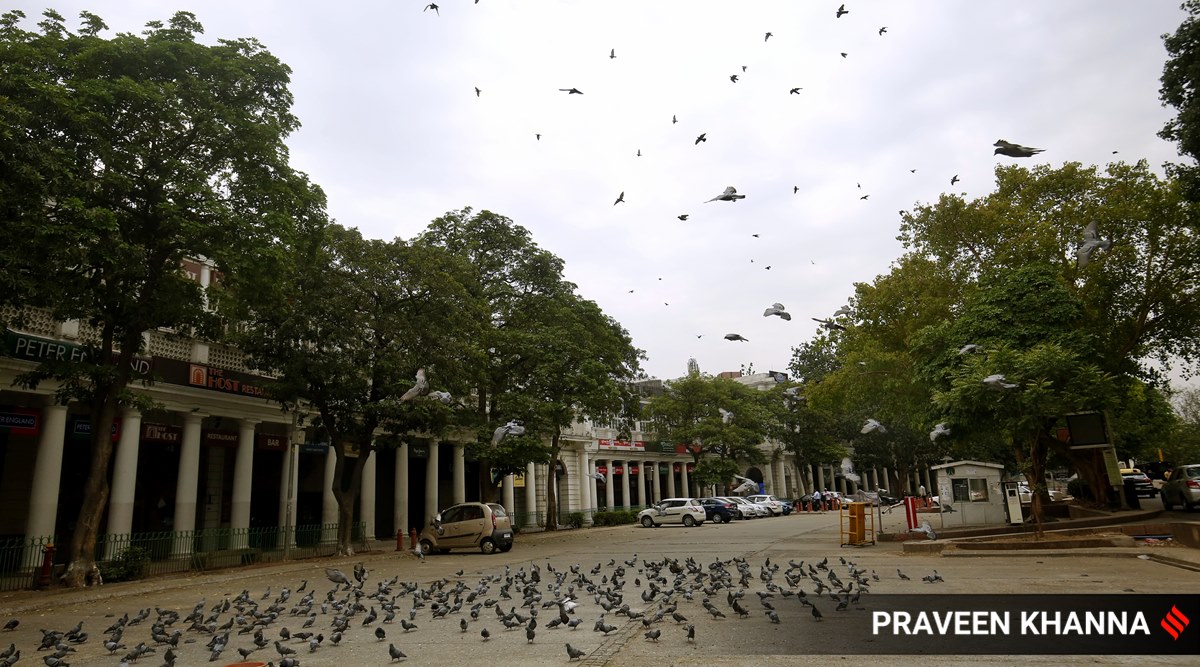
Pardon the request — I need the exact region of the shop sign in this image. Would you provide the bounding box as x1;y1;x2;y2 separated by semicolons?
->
71;418;119;441
300;441;330;454
257;433;289;451
0;407;40;436
3;329;151;373
629;464;639;476
598;439;646;451
203;430;239;447
142;422;182;444
596;465;607;475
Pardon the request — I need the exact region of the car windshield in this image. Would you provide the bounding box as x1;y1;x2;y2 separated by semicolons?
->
487;503;507;517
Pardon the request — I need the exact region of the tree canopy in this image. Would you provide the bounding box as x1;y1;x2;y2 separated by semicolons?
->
0;9;318;584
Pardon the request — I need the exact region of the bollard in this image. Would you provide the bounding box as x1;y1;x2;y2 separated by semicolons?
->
35;543;55;589
395;529;403;551
409;528;419;550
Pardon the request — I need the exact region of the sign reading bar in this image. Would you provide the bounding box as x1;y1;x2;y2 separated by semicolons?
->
256;433;288;451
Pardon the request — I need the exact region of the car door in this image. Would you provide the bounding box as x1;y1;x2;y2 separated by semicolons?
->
435;505;466;548
661;499;685;524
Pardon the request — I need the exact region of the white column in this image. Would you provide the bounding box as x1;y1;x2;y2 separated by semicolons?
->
229;418;257;548
577;448;591;516
764;462;776;495
680;462;690;497
774;458;785;495
360;447;376;540
424;443;440;528
651;461;661;503
395;442;410;540
619;460;631;509
276;429;300;550
604;460;615;509
25;405;68;540
881;467;891;492
105;408;143;559
452;443;466;504
502;474;515;516
321;446;337;543
666;462;677;498
817;466;827;494
23;405;68;568
524;462;537;525
173;412;204;557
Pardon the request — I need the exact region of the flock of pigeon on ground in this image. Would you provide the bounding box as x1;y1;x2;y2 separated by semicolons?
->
0;553;947;665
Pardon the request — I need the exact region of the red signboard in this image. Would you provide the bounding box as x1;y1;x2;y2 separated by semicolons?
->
596;465;607;475
673;463;681;472
629;464;639;475
142;422;182;444
687;463;695;472
614;465;624;475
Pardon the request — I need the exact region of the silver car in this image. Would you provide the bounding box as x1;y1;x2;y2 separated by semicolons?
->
1161;464;1200;511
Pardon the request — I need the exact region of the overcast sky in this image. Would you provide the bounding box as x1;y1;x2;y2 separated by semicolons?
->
11;1;1191;381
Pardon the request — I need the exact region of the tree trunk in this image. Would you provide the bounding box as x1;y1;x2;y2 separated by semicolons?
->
62;337;136;588
330;435;368;556
544;434;561;531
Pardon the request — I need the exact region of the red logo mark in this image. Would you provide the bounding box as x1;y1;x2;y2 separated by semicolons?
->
1161;605;1190;640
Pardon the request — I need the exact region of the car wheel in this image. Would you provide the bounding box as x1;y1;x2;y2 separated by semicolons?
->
641;515;654;528
480;537;496;555
683;515;696;527
499;543;512;552
1162;494;1174;511
418;538;435;555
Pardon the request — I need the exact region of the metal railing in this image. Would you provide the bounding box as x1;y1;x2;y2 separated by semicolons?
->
0;522;368;592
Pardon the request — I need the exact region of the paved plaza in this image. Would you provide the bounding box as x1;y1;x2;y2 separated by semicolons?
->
0;509;1196;666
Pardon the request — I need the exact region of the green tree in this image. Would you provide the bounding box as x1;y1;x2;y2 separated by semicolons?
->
0;10;315;585
419;209;642;528
1160;0;1200;201
1169;387;1200;464
645;373;768;494
224;223;483;554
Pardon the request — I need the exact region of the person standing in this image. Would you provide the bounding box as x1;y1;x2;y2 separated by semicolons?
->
919;483;928;508
811;489;822;513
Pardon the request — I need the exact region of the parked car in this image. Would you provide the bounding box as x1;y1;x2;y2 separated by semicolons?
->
698;497;737;524
638;498;707;527
1120;468;1158;498
1017;483;1067;503
746;494;785;516
1161;464;1200;511
719;496;760;519
776;498;795;515
418;502;513;555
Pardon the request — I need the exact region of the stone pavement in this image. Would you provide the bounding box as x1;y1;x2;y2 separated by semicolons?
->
0;509;1195;666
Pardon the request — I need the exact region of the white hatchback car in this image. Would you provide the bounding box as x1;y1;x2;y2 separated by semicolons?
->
638;498;707;527
746;494;784;516
721;496;769;518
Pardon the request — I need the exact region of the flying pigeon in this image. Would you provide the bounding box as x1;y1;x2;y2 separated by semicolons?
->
929;422;951;442
559;88;584;95
424;3;439;14
724;333;749;342
982;374;1018;390
950;174;960;185
492;420;525;445
325;568;352;586
730;74;739;83
429;390;452;404
399;368;430;402
733;479;757;494
614;191;625;206
695;133;707;144
841;52;848;58
840;457;860;484
765;32;773;41
994;139;1044;158
790;87;802;94
833;305;852;317
705;186;746;202
836;4;848;18
672;114;678;124
474;86;480;97
677;214;689;221
913;521;938;541
860;419;886;435
1076;221;1112;267
609;48;616;59
763;303;791;320
591;471;605;481
812;317;845;331
879;26;888;35
958;344;981;355
718;408;734;424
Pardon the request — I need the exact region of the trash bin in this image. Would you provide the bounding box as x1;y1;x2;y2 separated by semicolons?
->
1122;479;1141;510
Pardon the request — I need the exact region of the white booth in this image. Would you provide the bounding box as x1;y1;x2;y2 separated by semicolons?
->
931;460;1008;528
